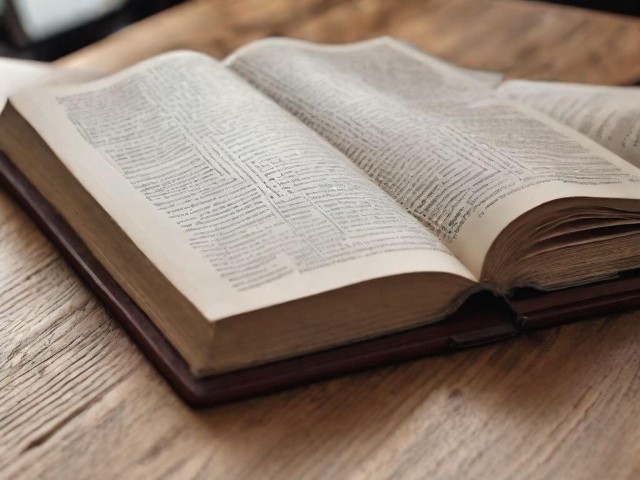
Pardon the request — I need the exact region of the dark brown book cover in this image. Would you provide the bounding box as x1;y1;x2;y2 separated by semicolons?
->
2;151;640;407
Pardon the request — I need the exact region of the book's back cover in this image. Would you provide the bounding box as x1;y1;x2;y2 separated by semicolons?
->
2;151;640;407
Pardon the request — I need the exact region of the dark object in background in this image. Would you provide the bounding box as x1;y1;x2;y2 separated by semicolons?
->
542;0;640;16
1;0;184;60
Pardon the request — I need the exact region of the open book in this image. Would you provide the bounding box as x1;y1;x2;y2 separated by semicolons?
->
1;38;640;405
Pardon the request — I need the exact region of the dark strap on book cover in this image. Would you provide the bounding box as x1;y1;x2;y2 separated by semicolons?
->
507;270;640;329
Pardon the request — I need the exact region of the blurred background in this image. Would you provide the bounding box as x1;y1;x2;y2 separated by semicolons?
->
0;0;185;59
0;0;638;61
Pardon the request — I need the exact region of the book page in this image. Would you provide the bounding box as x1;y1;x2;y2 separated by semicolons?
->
226;37;640;278
497;80;640;167
388;38;504;88
10;51;474;322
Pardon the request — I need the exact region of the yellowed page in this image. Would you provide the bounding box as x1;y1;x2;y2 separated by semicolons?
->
498;80;640;167
226;37;640;278
10;51;474;322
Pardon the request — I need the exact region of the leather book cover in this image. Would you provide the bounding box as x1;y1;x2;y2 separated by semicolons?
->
2;151;640;407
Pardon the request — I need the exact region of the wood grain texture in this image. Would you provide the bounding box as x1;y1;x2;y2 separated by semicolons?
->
2;0;640;478
59;0;640;84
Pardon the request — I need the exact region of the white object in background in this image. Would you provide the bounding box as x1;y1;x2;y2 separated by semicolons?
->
0;57;100;111
11;0;128;42
0;58;53;110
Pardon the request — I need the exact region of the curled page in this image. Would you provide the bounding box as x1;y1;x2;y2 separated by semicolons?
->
498;80;640;167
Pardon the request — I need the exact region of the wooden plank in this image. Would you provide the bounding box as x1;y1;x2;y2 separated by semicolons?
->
1;0;639;478
0;192;143;467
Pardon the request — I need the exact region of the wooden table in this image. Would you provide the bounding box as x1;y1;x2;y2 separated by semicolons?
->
3;1;640;478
